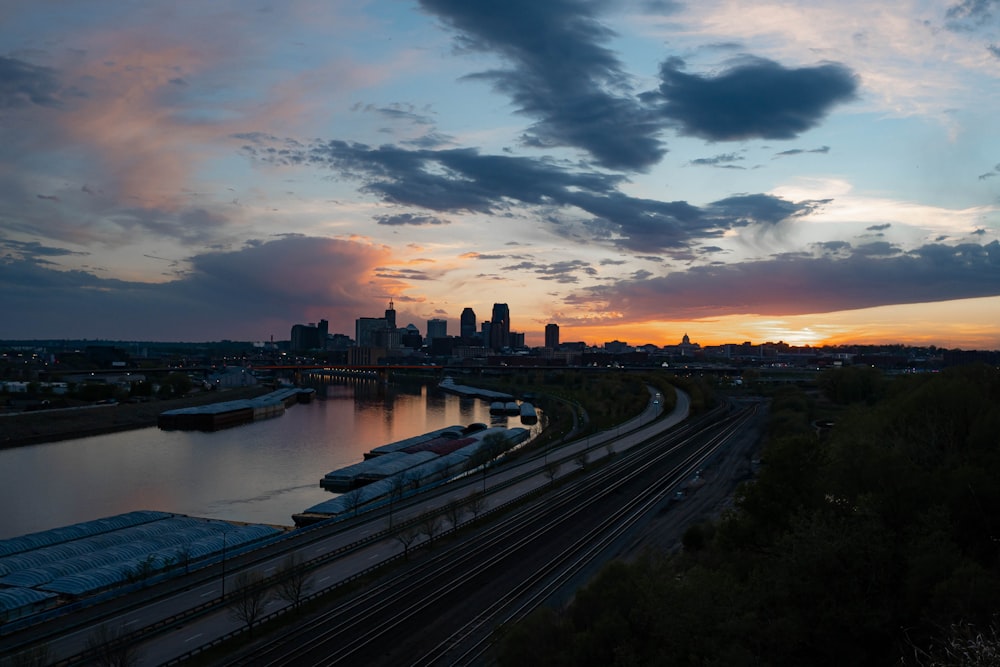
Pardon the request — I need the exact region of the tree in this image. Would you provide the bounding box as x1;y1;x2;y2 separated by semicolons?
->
403;468;423;492
274;554;312;612
175;545;192;574
543;460;560;486
384;474;409;529
483;431;508;460
465;492;488;521
393;525;421;559
469;432;508;492
122;555;158;587
128;380;153;398
419;513;443;549
905;620;1000;667
84;624;141;667
444;499;464;530
76;382;115;402
228;570;270;636
158;372;193;398
341;487;365;516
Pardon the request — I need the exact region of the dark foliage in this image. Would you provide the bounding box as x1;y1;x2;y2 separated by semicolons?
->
498;364;1000;666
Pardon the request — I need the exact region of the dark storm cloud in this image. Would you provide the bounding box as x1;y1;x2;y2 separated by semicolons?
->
0;56;65;109
401;131;454;149
244;136;821;254
852;241;899;257
374;268;434;281
418;0;665;170
0;236;391;340
653;56;858;141
356;102;435;127
814;240;852;255
703;194;827;227
0;238;88;263
774;146;830;157
689;152;744;167
462;252;510;260
867;223;892;232
375;213;450;226
502;258;596;283
565;241;1000;320
978;163;1000;180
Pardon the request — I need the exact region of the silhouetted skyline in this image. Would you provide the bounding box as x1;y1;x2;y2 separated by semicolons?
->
1;2;998;348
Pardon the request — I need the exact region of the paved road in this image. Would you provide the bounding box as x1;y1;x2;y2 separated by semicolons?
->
4;387;693;666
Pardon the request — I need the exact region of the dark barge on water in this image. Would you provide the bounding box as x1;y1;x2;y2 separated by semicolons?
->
157;387;314;431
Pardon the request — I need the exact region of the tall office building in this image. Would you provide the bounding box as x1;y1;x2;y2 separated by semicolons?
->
290;323;322;352
426;318;447;341
384;299;397;330
545;323;559;349
460;307;477;341
355;317;386;347
318;319;329;346
481;321;492;347
489;303;510;351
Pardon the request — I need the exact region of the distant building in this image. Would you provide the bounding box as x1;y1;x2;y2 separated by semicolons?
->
328;333;352;350
460;307;477;341
372;327;401;350
603;340;630;354
427;318;447;342
489;303;510;351
401;323;423;349
349;346;385;365
355;317;387;347
481;321;492;346
678;333;700;356
208;367;257;388
545;323;560;349
385;299;397;330
290;323;323;352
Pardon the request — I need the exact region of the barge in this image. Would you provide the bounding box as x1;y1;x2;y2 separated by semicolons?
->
157;387;314;431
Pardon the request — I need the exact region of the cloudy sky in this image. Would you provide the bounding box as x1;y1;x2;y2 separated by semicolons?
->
2;1;999;348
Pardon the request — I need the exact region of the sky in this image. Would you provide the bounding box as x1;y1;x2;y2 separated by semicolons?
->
1;1;999;349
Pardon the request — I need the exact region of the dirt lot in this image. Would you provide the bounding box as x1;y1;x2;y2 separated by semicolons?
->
0;386;271;449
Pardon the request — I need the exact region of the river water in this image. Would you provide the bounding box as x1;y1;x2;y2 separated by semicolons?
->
0;379;536;540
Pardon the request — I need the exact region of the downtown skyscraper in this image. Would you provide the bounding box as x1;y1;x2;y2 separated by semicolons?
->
489;303;510;351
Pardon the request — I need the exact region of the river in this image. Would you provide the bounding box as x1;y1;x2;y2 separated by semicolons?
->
0;379;537;540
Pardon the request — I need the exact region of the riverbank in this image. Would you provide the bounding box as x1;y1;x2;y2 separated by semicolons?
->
0;386;272;449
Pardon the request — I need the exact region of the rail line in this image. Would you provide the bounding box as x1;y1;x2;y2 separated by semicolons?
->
228;403;755;666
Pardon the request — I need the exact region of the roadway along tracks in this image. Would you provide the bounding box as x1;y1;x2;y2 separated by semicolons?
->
227;403;758;666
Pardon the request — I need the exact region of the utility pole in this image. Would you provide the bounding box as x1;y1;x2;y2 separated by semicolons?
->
221;528;230;598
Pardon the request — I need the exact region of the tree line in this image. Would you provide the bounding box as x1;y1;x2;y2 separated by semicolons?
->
498;363;1000;666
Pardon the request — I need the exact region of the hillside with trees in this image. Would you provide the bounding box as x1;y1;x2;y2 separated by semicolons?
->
499;364;1000;666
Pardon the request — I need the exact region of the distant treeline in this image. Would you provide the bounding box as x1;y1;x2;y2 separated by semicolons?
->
498;363;1000;666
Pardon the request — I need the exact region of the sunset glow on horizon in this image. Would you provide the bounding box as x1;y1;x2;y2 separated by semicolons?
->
1;1;998;350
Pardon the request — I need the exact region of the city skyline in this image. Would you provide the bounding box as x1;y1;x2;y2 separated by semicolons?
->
1;2;999;349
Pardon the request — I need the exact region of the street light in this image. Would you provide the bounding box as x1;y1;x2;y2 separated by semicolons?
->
220;528;230;598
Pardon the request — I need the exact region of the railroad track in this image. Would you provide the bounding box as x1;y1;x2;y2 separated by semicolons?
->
227;403;755;666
